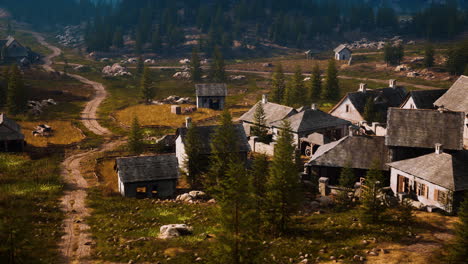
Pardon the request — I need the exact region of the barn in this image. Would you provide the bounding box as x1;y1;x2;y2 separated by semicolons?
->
195;83;227;110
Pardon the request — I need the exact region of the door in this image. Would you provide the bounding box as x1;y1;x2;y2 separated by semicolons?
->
209;99;220;110
151;185;159;198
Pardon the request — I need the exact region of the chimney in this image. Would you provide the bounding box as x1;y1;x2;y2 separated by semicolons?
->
185;117;192;128
311;103;317;110
435;143;443;154
438;105;445;113
262;94;268;104
358;83;367;92
389;79;397;88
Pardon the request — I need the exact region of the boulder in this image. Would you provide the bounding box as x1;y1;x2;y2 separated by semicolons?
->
179;58;190;64
173;71;191;79
102;63;132;77
145;59;156;64
407;71;420;78
316;196;334;207
189;191;207;199
159;224;193;239
394;65;407;72
262;62;273;67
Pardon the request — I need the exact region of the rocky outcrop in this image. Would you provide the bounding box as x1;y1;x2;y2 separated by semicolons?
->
102;63;132;77
159;224;193;239
176;191;208;203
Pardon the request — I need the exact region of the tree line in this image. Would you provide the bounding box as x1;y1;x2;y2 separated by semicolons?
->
0;65;28;115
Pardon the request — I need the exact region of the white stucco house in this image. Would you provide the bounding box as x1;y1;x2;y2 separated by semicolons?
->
400;89;447;109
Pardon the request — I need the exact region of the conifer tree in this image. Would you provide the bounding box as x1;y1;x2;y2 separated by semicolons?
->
309;64;322;102
339;162;356;188
449;192;468;263
250;154;269;232
424;44;435;68
271;64;286;103
322;59;340;100
210;46;226;82
0;67;8;107
363;96;376;122
137;56;144;75
151;25;162;54
141;66;154;104
128;116;144;154
265;120;302;236
7;65;27;114
360;160;386;224
251;102;269;143
287;66;306;107
190;47;202;82
112;28;124;48
184;123;204;188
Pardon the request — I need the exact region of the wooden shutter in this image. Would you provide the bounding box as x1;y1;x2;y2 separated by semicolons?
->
397;175;404;193
434;189;439;201
425;185;429;199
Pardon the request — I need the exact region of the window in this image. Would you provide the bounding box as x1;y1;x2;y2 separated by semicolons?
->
345;105;350;113
416;182;428;198
434;189;448;204
136;186;147;193
397;175;409;193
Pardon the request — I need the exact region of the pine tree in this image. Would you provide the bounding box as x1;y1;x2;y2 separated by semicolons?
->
128;116;144;154
339;162;356;188
190;47;202;82
360;160;386;224
271;64;286;103
151;26;162;53
424;44;435;68
7;65;27;114
0;67;8;107
287;66;306;107
141;66;154;104
250;154;269;233
184;123;204;188
137;56;144;75
265;120;302;236
309;64;322;102
251;102;269;143
363;96;376;122
210;46;226;82
322;59;340;100
112;28;124;48
449;192;468;263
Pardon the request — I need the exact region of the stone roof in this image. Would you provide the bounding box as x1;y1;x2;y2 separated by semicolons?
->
306;136;390;170
434;75;468;112
116;154;179;184
334;44;350;53
388;150;468;191
271;109;350;133
0;113;24;141
195;83;227;97
401;89;447;109
239;101;297;126
177;124;250;155
386;108;464;150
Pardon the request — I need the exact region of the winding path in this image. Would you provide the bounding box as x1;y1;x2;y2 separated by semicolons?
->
31;31;112;263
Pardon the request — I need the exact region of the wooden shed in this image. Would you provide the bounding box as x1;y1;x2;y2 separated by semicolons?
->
0;113;25;152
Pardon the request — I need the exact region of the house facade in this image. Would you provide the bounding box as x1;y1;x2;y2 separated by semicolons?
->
195;83;227;110
115;154;179;199
400;89;447;110
334;44;352;61
0;36;39;64
0;113;25;152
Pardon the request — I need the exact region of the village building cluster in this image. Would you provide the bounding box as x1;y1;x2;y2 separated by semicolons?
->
0;36;40;66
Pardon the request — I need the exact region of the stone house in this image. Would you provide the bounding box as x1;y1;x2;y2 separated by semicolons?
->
0;113;25;152
175;118;250;173
386;108;465;162
434;75;468;147
334;44;352;61
0;36;40;64
329;80;407;124
400;89;447;110
195;83;227;110
388;145;468;213
115;154;179;199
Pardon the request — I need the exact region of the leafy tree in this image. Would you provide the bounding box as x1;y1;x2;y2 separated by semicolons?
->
128;117;144;154
449;192;468;263
363;96;376;122
339;162;356;188
309;64;322;102
265;120;302;236
184;123;204;188
210;46;226;82
141;66;154;104
322;59;340;100
271;64;286;103
190;47;202;82
251;102;269;143
7;65;27;114
424;44;435;68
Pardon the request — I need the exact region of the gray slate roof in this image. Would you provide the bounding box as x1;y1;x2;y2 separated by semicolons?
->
195;83;227;97
388;151;468;191
386;108;464;150
402;89;447;109
306;136;390;170
116;154;179;184
434;75;468;112
334;44;350;53
178;124;250;155
271;109;350;133
239;102;297;126
0;113;24;141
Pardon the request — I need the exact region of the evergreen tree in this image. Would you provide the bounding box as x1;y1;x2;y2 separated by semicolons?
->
1;45;7;62
151;26;162;53
309;64;322;102
339;162;356;188
137;56;144;75
251;102;269;143
449;192;468;263
265;120;302;236
287;66;306;107
424;44;435;68
184;123;204;188
112;28;124;48
210;46;226;82
363;96;376;122
135;29;143;55
7;65;27;114
6;20;14;36
141;66;154;104
250;154;269;233
271;64;286;103
360;160;386;224
384;43;394;66
0;67;8;107
395;198;414;225
128;116;144;154
322;59;340;100
190;47;202;82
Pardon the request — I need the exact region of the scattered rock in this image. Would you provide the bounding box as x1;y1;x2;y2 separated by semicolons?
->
145;59;156;64
179;58;190;64
102;63;132;77
316;196;334;207
229;75;246;81
159;224;193;239
407;71;420;78
262;62;273;67
173;71;191;79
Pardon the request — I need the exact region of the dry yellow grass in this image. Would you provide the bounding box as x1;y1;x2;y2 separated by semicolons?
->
115;104;220;128
20;121;85;147
228;59;346;73
97;159;118;192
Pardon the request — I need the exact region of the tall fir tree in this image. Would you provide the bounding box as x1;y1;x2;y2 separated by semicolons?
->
190;47;202;82
210;46;226;82
137;56;144;75
0;67;8;107
449;192;468;263
128;116;144;154
286;66;306;107
141;66;154;104
309;64;322;102
183;123;204;188
7;65;27;114
360;160;386;224
265;120;302;236
271;64;286;103
363;96;376;122
151;26;162;53
424;44;435;68
339;162;356;188
250;154;269;233
251;102;269;143
322;59;340;100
